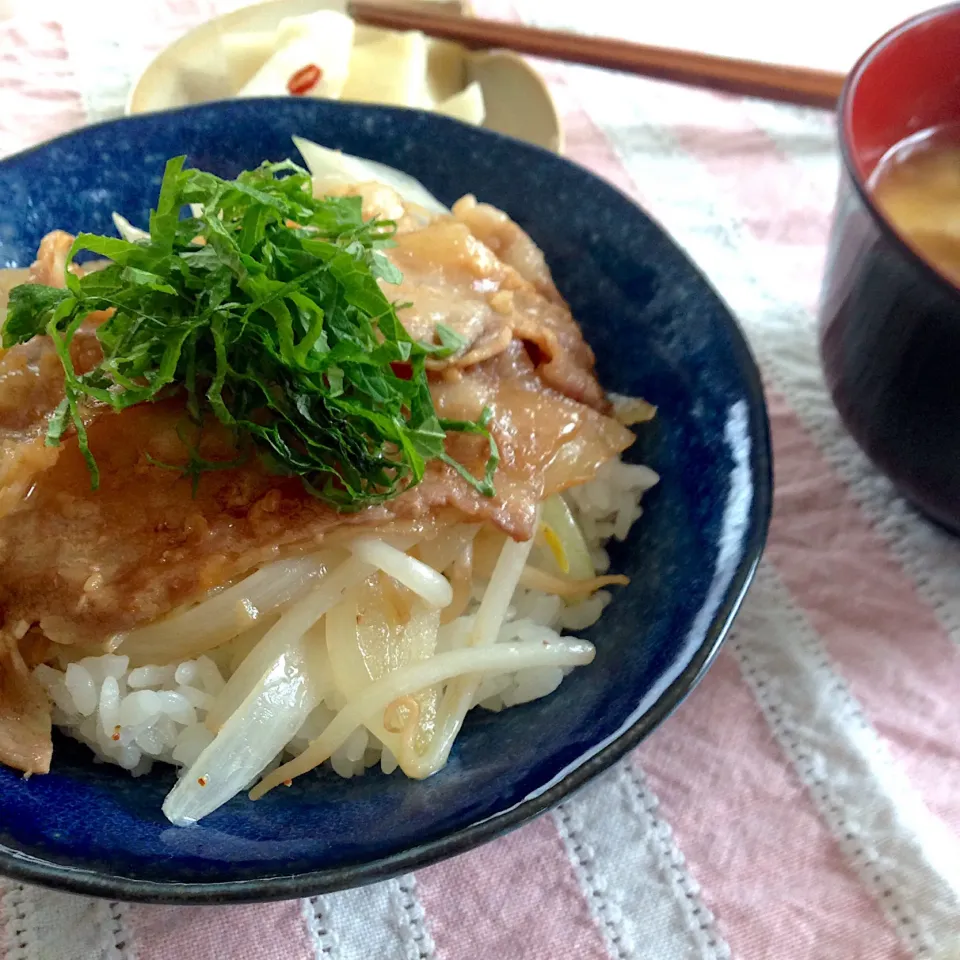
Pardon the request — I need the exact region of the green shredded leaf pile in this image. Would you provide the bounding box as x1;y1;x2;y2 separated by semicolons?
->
2;156;498;506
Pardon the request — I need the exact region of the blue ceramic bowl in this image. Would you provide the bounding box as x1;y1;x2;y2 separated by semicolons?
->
0;99;771;903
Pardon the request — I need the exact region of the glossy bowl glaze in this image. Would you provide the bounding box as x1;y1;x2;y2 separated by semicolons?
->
0;99;770;903
819;3;960;532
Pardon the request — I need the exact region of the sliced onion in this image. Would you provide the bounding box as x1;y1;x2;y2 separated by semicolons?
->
161;627;330;826
112;212;150;243
219;617;279;677
415;524;480;575
398;527;536;778
403;603;442;667
326;580;441;769
250;636;594;798
393;603;442;768
292;136;449;215
161;558;368;822
540;494;596;581
204;556;372;732
325;584;367;696
350;539;452;609
116;553;334;666
441;541;473;625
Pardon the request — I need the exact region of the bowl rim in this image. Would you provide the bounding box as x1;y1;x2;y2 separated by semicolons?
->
838;1;960;304
0;101;772;904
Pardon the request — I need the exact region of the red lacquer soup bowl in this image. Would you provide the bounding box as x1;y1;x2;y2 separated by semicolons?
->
819;3;960;532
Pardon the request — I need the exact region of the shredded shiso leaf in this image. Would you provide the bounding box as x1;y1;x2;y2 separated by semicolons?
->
3;156;498;507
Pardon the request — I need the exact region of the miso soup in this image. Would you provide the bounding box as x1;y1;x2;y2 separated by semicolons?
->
870;124;960;287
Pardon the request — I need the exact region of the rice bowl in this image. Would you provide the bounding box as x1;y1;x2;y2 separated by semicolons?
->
0;99;770;902
0;138;658;825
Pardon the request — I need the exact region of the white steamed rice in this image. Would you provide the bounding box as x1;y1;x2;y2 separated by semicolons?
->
33;456;658;785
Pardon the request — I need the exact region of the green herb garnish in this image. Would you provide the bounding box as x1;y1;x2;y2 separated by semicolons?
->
2;157;498;507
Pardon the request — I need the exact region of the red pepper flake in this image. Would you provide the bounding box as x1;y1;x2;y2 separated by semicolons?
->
390;361;412;380
197;776;208;787
283;779;293;787
111;725;121;742
287;64;323;96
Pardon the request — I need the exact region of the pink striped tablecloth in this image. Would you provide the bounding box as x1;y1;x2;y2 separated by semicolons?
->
2;2;960;958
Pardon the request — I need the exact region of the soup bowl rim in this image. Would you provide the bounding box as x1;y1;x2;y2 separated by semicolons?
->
839;0;960;302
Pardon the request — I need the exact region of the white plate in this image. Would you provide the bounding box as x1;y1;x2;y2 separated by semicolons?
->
126;0;563;153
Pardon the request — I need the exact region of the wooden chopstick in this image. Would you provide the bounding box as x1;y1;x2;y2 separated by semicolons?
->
348;0;846;109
